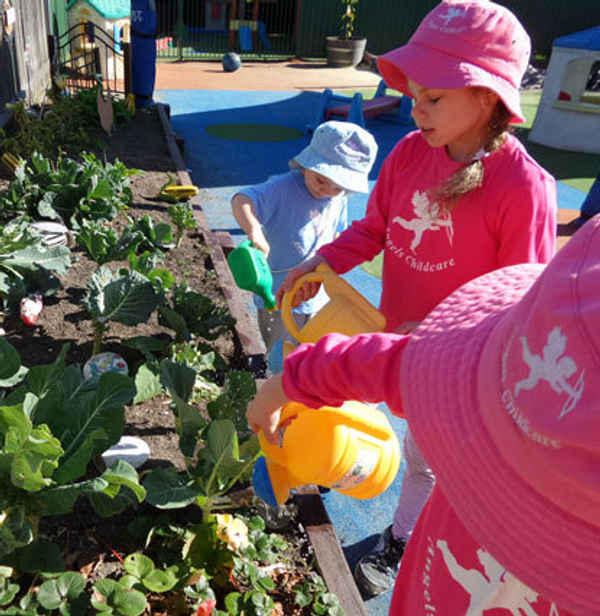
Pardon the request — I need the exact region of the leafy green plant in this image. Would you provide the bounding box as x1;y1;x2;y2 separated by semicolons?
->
167;202;196;248
83;266;161;355
0;216;71;309
0;151;138;229
126;214;174;253
0;339;145;561
294;572;344;615
142;361;260;520
340;0;359;39
90;578;147;616
158;282;236;343
0;86;133;161
77;219;144;265
121;553;180;594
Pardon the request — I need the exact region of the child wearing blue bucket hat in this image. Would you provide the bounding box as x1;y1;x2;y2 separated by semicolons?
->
231;121;377;361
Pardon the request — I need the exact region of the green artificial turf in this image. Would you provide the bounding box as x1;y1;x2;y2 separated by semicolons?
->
515;90;599;194
205;123;304;142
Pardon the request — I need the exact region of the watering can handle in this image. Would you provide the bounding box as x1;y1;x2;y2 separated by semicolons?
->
278;401;393;442
280;263;333;342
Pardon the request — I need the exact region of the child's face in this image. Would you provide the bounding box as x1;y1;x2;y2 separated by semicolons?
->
407;79;499;163
302;169;344;200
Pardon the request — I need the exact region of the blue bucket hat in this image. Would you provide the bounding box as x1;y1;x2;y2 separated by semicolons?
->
292;121;378;193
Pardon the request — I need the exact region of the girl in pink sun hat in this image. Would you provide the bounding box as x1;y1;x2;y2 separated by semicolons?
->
247;215;600;615
274;0;557;596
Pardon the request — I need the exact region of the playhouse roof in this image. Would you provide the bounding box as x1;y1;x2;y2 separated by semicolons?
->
66;0;130;20
554;26;600;51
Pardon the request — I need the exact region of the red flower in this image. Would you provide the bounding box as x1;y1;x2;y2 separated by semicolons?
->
196;599;216;616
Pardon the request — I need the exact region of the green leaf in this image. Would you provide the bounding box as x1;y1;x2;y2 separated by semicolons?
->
123;336;170;356
16;540;65;574
42;477;109;515
206;420;238;463
84;266;160;327
123;553;154;579
160;360;195;403
0;576;19;607
91;578;147;616
0;339;24;387
100;459;146;503
171;392;207;458
36;572;86;610
132;363;162;404
142;467;198;509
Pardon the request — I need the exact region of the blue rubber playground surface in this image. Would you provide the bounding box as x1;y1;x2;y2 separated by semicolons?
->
156;87;588;615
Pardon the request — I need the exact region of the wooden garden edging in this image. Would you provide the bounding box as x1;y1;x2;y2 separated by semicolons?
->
156;102;368;616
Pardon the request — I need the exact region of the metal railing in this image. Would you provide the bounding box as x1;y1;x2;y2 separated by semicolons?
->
155;0;298;61
48;21;132;96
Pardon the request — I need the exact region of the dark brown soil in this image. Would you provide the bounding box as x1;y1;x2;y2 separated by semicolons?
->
1;107;244;471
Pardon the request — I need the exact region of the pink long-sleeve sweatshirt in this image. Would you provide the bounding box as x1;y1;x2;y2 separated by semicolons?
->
318;131;556;331
282;333;573;615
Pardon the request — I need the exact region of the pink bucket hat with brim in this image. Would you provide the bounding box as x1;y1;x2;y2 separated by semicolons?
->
378;0;530;123
403;215;600;615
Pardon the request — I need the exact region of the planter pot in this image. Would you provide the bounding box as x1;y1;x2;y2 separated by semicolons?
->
326;36;367;68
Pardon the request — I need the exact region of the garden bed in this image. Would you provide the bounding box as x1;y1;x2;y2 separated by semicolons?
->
0;100;365;615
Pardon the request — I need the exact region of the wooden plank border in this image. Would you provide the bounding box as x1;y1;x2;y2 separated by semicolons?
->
156;102;267;378
156;102;367;615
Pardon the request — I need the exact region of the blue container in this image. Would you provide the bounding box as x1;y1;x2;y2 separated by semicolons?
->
131;0;157;108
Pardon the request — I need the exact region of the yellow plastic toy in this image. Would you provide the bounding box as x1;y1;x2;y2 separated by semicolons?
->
252;400;401;507
280;262;386;349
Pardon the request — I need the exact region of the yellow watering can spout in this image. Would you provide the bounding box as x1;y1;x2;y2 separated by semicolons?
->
280;262;386;345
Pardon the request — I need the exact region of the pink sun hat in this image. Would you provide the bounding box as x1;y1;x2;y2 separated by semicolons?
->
402;215;600;614
377;0;530;123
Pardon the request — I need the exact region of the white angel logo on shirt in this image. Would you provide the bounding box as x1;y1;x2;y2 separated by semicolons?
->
392;190;453;252
437;540;541;615
514;327;584;419
437;6;467;26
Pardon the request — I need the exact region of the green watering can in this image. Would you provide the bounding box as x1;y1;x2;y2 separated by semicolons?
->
227;239;277;311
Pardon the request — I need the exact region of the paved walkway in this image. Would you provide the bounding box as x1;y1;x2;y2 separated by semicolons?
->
156;58;381;91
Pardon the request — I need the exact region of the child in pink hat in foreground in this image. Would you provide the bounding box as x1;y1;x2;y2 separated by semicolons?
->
275;0;557;596
248;214;600;615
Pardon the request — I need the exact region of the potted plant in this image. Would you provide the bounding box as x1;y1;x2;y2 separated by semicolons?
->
326;0;367;68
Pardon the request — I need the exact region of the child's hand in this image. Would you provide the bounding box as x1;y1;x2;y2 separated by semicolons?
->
276;254;327;308
395;320;421;334
246;374;291;445
249;229;270;257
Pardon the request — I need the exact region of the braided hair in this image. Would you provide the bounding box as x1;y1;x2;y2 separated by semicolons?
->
432;99;513;211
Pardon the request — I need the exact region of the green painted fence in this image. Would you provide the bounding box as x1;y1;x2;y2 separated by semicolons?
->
297;0;600;59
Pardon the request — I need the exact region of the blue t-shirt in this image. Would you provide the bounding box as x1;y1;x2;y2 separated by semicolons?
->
239;169;347;314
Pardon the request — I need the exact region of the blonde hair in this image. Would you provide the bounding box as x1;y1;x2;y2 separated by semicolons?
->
433;100;512;211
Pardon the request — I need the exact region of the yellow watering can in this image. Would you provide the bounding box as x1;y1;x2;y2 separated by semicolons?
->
280;263;386;353
252;400;401;507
